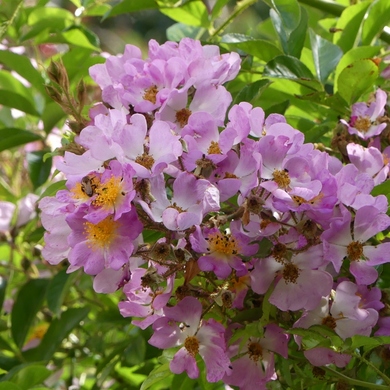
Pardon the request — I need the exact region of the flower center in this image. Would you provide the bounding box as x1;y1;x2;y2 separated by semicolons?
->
143;85;158;104
207;231;239;256
170;202;185;213
84;216;118;249
176;108;192;127
135;153;155;170
247;341;263;362
207;141;222;155
272;243;287;262
354;116;371;132
347;241;364;261
321;315;337;330
93;176;122;208
184;335;199;357
282;262;300;284
272;169;291;189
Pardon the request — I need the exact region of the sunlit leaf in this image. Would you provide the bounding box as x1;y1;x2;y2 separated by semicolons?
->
334;46;382;89
105;0;158;18
140;362;172;390
336;58;379;104
361;0;390;45
160;1;210;28
333;1;371;52
166;23;203;41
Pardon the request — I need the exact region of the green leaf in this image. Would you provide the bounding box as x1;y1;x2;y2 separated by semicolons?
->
263;55;322;91
42;102;66;134
38;180;66;200
28;7;74;25
0;383;22;390
211;0;230;20
349;335;390;352
233;79;271;105
23;307;90;362
332;1;371;53
334;46;382;89
166;23;204;41
140;362;172;390
309;29;343;83
0;277;7;315
269;0;301;33
287;6;307;58
361;0;390;45
6;365;51;390
160;1;210;28
11;279;50;349
336;58;379;105
44;29;100;51
220;34;282;62
0;128;42;152
26;151;52;190
105;0;158;18
46;269;78;317
0;51;46;95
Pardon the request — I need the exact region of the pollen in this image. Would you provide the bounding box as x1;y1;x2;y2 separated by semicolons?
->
170;202;185;213
347;241;364;261
207;141;222;155
135;153;155;170
71;182;90;200
321;315;337;330
93;176;122;207
176;108;192;127
272;169;291;189
282;262;300;284
354;116;371;132
272;243;287;262
143;85;158;104
84;216;118;249
207;231;240;256
248;341;263;362
184;335;200;357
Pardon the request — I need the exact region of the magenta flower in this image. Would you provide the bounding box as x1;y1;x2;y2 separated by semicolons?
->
304;348;351;368
322;205;390;284
149;296;231;382
119;267;174;329
251;244;333;311
190;223;258;279
66;207;143;275
295;281;379;340
340;88;387;140
223;324;289;390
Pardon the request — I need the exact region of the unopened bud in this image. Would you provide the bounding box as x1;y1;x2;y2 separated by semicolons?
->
47;60;69;91
45;84;63;104
77;79;87;108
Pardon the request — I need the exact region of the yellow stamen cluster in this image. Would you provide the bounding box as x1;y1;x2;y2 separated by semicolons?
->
272;243;287;262
135;153;155;170
354;116;371;132
84;216;118;249
207;231;240;256
272;169;291;189
207;141;222;155
176;108;192;127
143;85;158;104
93;176;122;207
184;335;200;357
347;241;364;261
248;341;263;362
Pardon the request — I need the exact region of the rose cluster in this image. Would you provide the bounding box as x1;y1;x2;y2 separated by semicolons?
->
39;38;390;389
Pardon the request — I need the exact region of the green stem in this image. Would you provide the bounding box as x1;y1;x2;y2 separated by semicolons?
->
353;352;390;387
209;0;258;38
297;0;390;44
323;366;389;390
